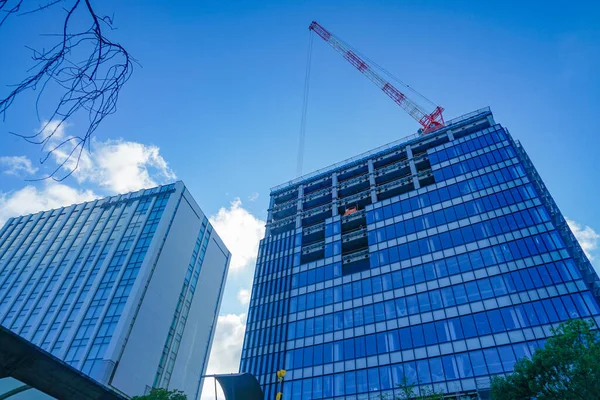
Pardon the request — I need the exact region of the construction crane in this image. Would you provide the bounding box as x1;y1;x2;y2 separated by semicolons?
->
308;21;445;135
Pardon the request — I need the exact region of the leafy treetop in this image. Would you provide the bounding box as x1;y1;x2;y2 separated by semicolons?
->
491;318;600;400
131;388;187;400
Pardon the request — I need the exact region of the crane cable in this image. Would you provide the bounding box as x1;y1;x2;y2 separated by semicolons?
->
296;30;314;177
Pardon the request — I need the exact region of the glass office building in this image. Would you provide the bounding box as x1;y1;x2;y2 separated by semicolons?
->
0;181;231;399
240;108;600;399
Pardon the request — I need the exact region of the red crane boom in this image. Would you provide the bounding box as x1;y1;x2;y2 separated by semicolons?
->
309;21;445;135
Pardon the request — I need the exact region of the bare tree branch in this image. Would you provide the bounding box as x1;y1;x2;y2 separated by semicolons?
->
0;0;134;181
17;0;63;17
0;0;24;26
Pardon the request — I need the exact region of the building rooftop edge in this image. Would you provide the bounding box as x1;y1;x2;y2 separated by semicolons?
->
2;180;183;223
270;107;492;194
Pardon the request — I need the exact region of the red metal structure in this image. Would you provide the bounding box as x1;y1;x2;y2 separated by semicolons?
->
309;21;445;135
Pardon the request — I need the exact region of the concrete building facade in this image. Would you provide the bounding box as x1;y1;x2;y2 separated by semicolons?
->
240;108;600;399
0;181;231;399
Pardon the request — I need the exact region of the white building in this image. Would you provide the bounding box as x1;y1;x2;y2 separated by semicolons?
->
0;181;230;399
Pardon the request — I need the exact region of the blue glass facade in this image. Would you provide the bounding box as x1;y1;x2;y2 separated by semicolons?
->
0;185;175;367
240;108;600;399
0;182;232;398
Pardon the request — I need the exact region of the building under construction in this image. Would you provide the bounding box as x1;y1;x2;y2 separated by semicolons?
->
240;23;600;400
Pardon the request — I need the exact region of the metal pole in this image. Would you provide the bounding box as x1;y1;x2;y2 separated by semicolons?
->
214;377;218;400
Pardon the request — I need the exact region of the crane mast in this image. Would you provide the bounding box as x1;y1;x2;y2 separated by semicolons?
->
309;21;445;135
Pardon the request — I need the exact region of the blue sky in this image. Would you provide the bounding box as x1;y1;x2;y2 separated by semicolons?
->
1;0;600;393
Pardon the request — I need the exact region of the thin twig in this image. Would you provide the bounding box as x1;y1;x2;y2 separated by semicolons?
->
0;0;134;181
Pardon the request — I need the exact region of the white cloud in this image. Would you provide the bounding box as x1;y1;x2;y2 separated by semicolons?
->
237;289;251;305
248;192;259;202
32;120;175;194
0;182;98;227
0;122;176;227
210;198;265;271
201;313;247;400
566;217;600;261
0;156;38;176
66;139;176;194
39;119;67;143
202;199;265;400
205;314;246;373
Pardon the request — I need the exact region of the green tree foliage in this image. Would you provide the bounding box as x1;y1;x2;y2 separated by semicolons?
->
491;319;600;399
131;388;187;400
381;376;445;400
